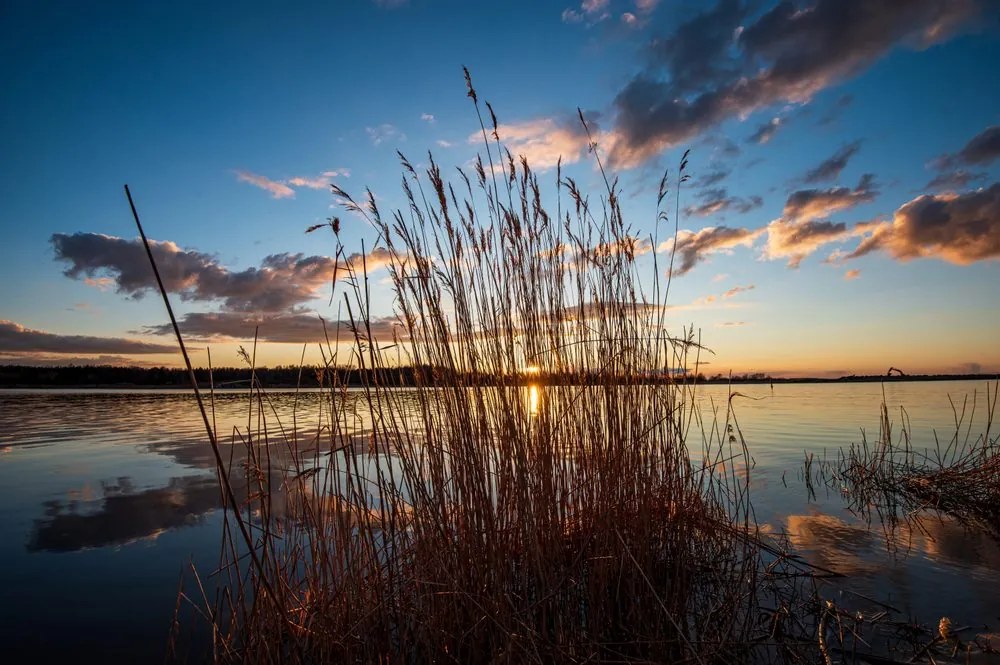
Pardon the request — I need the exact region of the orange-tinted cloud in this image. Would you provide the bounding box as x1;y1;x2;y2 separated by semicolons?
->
764;218;852;268
783;174;877;223
846;183;1000;265
52;233;395;312
661;226;764;275
235;170;295;198
470;116;591;171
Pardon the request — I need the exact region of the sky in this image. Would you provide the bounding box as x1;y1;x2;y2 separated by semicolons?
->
1;0;999;377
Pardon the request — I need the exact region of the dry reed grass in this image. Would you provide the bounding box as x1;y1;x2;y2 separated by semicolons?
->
832;383;999;540
157;74;843;664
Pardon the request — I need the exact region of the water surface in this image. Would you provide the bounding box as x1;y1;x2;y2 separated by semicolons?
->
1;381;997;661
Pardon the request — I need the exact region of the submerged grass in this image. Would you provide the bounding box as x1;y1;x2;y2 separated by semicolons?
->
832;383;1000;539
155;76;851;663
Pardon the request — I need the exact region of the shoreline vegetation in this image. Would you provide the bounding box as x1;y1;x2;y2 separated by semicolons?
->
113;74;996;662
0;364;996;389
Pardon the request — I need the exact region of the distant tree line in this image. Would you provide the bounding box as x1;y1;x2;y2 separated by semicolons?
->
0;365;993;389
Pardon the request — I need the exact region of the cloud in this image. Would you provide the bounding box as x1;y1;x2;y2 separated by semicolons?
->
712;272;729;283
818;93;854;125
472;116;591;171
700;134;742;158
436;140;454;148
933;125;1000;169
235;169;350;197
84;276;114;290
606;0;978;168
421;113;435;123
722;284;755;298
748;117;783;145
845;183;1000;265
716;321;747;327
924;169;986;191
28;475;221;552
764;218;852;268
142;311;405;344
685;188;763;217
660;225;764;275
235;171;295;199
695;167;730;188
366;124;405;146
844;268;861;280
783;174;877;222
802;140;862;184
0;353;164;367
51;233;395;313
562;0;610;25
635;0;659;12
0;320;175;355
622;12;639;26
765;173;881;267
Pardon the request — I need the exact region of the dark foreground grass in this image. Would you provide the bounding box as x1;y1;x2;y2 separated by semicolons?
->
157;78;871;664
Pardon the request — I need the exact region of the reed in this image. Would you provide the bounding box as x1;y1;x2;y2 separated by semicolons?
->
833;383;1000;538
167;75;834;663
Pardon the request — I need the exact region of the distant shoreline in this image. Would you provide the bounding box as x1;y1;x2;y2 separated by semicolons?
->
0;364;995;390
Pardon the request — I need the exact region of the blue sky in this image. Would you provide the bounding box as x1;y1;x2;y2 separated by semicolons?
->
2;0;998;376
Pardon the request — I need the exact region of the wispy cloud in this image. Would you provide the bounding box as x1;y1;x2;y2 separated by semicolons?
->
366;123;405;146
748;117;783;145
924;169;986;191
844;269;861;280
142;311;405;344
562;0;610;25
802;140;862;184
684;188;763;218
0;320;175;355
931;125;1000;170
235;169;349;197
52;233;394;313
694;167;730;188
420;113;435;123
235;171;295;199
723;284;755;299
844;182;1000;265
605;0;977;168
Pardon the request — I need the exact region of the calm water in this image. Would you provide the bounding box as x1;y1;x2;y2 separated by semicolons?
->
1;381;998;662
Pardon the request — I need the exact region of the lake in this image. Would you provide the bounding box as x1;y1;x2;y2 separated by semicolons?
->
1;381;998;662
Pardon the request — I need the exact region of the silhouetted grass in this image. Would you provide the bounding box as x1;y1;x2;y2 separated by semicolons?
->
158;75;852;664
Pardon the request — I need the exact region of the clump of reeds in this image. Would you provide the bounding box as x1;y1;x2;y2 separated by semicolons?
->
833;383;999;538
164;74;840;664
